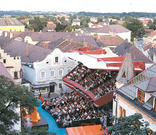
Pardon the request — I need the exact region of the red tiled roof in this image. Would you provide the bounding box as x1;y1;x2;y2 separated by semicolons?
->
97;35;124;47
149;30;156;37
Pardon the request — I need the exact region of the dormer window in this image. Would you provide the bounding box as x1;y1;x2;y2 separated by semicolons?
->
137;89;145;104
55;57;59;63
14;72;18;79
119;106;126;117
3;59;6;64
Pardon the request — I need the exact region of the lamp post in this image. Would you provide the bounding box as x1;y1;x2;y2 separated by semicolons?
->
113;92;118;124
100;115;107;135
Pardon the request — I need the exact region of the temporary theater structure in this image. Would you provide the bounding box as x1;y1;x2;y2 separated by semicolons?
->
63;49;145;107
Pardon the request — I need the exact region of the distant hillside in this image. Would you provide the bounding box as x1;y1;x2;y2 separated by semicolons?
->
77;12;156;18
0;10;30;15
0;10;59;16
0;10;156;18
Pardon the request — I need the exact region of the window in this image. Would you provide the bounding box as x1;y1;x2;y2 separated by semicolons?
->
3;59;6;64
14;72;18;79
59;70;63;76
122;72;126;78
51;70;55;77
119;106;122;117
55;57;59;63
41;71;46;79
147;97;154;106
123;109;126;117
119;106;126;117
137;89;145;104
59;83;62;89
155;99;156;112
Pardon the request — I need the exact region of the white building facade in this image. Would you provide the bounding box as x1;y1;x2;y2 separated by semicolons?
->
113;64;156;132
22;48;78;96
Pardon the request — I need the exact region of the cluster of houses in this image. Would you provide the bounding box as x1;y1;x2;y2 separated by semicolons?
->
0;17;156;132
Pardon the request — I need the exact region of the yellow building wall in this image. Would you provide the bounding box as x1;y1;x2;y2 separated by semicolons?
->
0;26;25;32
0;48;22;84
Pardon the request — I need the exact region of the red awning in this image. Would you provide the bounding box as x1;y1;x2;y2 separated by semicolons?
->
97;56;125;62
66;125;104;135
79;49;106;55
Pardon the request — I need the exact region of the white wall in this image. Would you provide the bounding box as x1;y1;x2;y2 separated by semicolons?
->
117;31;131;42
90;31;131;42
22;65;36;84
23;48;77;95
113;94;156;132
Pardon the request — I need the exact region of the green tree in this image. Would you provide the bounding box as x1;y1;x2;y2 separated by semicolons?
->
29;17;46;32
97;17;103;23
123;17;145;40
109;113;153;135
64;25;73;32
147;19;156;30
110;20;118;25
0;75;36;135
55;23;67;32
147;20;156;29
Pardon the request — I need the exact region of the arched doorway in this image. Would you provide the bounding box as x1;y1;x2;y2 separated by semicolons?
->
48;82;57;98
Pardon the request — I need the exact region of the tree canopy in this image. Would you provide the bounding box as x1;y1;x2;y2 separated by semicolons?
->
123;17;145;40
28;17;47;32
0;75;36;134
147;19;156;30
109;113;153;135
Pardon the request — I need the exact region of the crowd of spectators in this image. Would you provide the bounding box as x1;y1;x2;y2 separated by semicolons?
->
66;63;117;98
42;92;107;128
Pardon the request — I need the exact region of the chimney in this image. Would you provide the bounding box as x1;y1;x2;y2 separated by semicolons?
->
26;45;29;57
97;35;100;40
83;38;88;47
44;44;48;48
83;41;88;47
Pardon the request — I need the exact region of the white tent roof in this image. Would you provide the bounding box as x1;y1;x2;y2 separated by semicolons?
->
65;51;120;70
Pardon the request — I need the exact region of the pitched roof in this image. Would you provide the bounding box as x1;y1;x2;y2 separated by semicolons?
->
96;35;124;47
113;41;152;63
149;30;156;37
116;53;134;82
37;34;98;51
17;32;98;46
0;62;14;81
56;39;100;52
0;36;51;63
135;77;156;92
17;32;74;42
119;63;156;99
0;18;24;26
72;19;80;22
82;24;130;33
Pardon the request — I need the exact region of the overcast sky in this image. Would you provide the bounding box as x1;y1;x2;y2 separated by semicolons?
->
0;0;156;13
